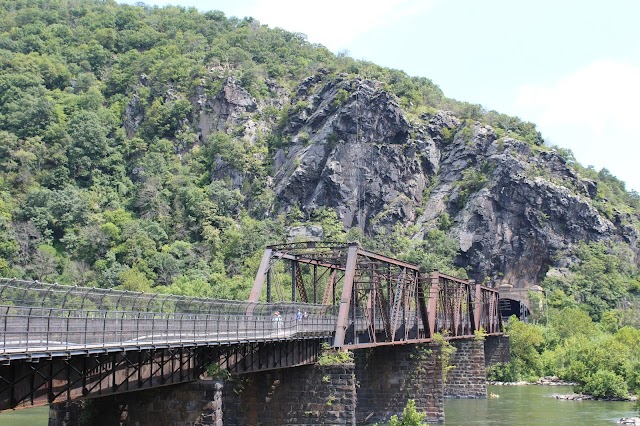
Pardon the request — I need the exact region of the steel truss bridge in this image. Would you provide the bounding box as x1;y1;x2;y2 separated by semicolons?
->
0;242;502;410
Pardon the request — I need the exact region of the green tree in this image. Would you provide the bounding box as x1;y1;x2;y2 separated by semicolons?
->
505;317;545;380
388;399;428;426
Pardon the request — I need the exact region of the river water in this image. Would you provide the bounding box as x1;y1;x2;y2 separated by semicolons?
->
446;385;636;425
0;385;635;425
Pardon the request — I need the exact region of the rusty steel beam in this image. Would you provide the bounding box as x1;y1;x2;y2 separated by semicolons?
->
333;244;359;348
294;265;309;303
356;249;420;271
427;271;440;338
434;271;470;285
248;248;273;304
342;333;503;350
473;283;482;332
272;253;346;270
322;269;337;306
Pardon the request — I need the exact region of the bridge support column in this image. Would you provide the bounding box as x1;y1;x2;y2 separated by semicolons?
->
224;363;356;425
444;339;487;398
484;335;510;366
354;344;444;424
49;380;224;426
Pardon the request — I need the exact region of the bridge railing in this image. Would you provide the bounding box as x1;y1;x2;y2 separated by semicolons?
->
0;305;337;360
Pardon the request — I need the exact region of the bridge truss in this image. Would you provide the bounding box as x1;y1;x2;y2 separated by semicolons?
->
249;242;502;349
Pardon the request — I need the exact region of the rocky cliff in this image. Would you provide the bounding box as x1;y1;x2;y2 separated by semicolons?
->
181;69;638;290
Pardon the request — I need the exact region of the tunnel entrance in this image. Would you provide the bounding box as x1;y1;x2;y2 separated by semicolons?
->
499;298;531;322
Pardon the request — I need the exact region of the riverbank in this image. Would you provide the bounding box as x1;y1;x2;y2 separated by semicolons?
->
490;375;576;387
490;376;638;402
553;393;638;402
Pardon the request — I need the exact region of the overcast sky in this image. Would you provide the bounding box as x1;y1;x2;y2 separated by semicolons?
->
120;0;640;192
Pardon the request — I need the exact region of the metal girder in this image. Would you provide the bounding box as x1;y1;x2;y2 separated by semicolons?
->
248;248;273;304
357;249;421;271
295;265;309;303
322;269;337;306
0;339;323;411
333;244;359;348
0;348;199;410
245;242;502;349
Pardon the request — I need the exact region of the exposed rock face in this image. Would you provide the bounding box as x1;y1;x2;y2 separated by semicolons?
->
180;70;638;291
124;92;144;138
287;225;324;241
273;76;430;230
452;140;619;288
194;75;258;141
266;72;639;289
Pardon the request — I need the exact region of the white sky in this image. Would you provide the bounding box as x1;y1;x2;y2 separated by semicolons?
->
120;0;640;192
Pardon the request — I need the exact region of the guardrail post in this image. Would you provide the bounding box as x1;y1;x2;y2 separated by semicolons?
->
2;306;8;353
26;307;32;351
46;308;51;350
102;311;107;348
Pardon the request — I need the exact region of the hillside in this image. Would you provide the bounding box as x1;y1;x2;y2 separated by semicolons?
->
0;0;638;321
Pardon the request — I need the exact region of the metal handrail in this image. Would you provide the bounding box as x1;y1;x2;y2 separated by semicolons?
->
0;304;337;359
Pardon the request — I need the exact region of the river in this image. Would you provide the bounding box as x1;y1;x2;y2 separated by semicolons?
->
0;385;635;425
446;385;636;425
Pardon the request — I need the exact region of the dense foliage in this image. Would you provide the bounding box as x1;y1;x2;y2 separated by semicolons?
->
0;0;469;297
489;305;640;398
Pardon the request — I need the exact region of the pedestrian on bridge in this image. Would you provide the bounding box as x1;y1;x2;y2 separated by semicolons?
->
296;309;303;332
272;311;282;335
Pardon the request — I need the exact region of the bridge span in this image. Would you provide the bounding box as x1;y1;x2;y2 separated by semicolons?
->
0;242;507;425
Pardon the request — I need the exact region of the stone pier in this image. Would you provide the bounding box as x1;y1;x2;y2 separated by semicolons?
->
224;363;356;425
50;380;224;426
49;338;501;425
444;339;487;398
484;334;511;366
50;364;356;426
354;344;444;424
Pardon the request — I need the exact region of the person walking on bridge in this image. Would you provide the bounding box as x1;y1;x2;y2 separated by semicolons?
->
272;311;282;335
295;309;303;332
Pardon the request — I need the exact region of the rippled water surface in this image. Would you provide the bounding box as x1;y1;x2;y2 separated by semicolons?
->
0;385;635;425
